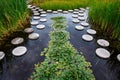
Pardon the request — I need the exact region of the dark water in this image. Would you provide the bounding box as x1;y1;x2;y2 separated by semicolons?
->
0;10;120;80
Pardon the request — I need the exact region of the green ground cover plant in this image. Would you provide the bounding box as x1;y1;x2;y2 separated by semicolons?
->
31;16;95;80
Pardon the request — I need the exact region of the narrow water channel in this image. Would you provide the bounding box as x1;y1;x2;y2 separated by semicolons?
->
0;9;120;80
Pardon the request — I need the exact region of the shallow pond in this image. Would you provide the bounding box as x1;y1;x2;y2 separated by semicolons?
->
0;9;120;80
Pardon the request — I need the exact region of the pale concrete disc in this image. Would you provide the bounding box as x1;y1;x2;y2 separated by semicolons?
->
68;10;73;12
38;9;43;12
33;16;40;20
11;37;24;45
72;19;80;23
79;10;84;13
81;22;89;27
40;18;47;22
78;13;84;17
35;7;40;10
97;39;110;47
96;48;110;59
40;14;47;17
31;21;39;25
75;25;84;30
53;11;58;14
33;11;39;13
117;54;120;62
80;8;86;11
24;28;34;33
87;29;96;35
82;34;93;41
78;17;85;21
41;11;46;14
36;24;45;29
12;46;27;56
74;9;79;11
0;51;5;60
72;15;78;18
34;13;40;16
73;12;79;14
47;10;52;12
63;11;68;14
28;33;39;40
32;9;37;11
57;9;62;12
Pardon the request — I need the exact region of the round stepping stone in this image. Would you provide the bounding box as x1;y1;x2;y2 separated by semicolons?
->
36;24;45;29
31;21;39;25
73;12;79;14
86;7;90;10
72;19;80;23
24;28;34;33
0;51;5;60
27;5;32;9
78;13;84;17
79;10;84;13
78;17;85;21
68;10;73;12
40;14;47;17
33;16;40;20
57;9;62;12
32;9;37;11
33;11;39;13
53;11;58;14
96;48;110;59
75;25;84;30
117;54;120;62
12;46;27;56
80;8;86;11
40;18;47;22
38;9;43;12
34;13;40;16
35;7;40;10
28;33;39;40
41;11;46;14
81;22;89;27
97;39;110;47
87;29;96;35
72;15;78;18
82;34;93;41
74;9;79;11
63;11;68;14
47;10;52;13
11;37;24;45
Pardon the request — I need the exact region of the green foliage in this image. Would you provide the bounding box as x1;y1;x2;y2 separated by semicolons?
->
31;16;95;80
0;0;28;38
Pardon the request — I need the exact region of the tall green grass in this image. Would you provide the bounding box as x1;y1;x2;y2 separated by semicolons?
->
0;0;28;40
89;0;120;40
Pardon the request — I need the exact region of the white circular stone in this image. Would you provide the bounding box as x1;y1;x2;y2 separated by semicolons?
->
87;29;96;35
40;18;47;22
40;14;47;17
96;48;110;59
72;19;80;23
36;24;45;29
31;21;39;25
41;11;46;14
34;13;40;16
68;10;73;12
117;54;120;62
47;10;52;13
73;12;79;14
53;11;58;14
0;51;5;60
33;16;40;20
78;13;84;17
74;9;79;11
38;9;43;12
80;8;86;11
33;11;39;13
78;17;85;21
12;46;27;56
97;39;110;47
11;37;24;45
35;7;40;10
79;10;84;13
57;9;62;12
28;33;39;40
75;25;84;30
81;22;89;27
63;11;68;14
24;28;34;33
82;34;93;41
72;15;78;18
27;5;32;9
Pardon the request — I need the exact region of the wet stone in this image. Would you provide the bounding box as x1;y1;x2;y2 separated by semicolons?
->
33;16;40;20
73;11;79;14
28;33;39;40
63;11;68;14
12;46;27;56
78;13;84;17
24;28;34;33
72;15;78;18
68;10;73;12
31;21;39;25
78;17;85;21
72;19;80;23
40;18;47;22
97;39;110;47
81;22;89;27
36;24;45;29
75;25;84;30
87;29;97;35
79;10;84;13
41;11;46;14
53;11;58;14
34;13;40;16
11;37;24;45
96;48;110;59
40;14;47;17
0;51;5;60
82;34;93;41
57;9;63;12
47;10;52;13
